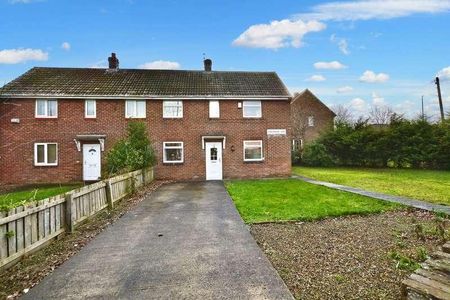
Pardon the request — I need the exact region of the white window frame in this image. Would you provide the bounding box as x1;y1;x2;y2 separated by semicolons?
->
308;116;315;127
163;141;184;163
242;101;262;118
85;99;96;118
243;140;264;162
35;99;58;118
209;100;220;118
163;101;183;118
34;143;58;166
125;100;146;118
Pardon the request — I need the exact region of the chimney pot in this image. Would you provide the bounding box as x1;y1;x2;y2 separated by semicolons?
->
204;58;212;71
108;52;119;69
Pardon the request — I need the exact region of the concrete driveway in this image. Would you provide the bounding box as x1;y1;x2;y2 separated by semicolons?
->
23;181;293;299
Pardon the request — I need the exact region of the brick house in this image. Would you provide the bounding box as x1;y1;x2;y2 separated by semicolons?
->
0;54;292;185
290;89;336;151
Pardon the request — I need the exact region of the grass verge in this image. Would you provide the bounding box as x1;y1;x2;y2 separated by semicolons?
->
225;179;400;223
293;167;450;206
0;184;81;210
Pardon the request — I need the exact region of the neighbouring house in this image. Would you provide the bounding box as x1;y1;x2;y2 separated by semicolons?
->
290;89;336;151
0;53;292;185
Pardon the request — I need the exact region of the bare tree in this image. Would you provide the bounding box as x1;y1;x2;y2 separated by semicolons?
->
333;104;353;124
369;105;395;125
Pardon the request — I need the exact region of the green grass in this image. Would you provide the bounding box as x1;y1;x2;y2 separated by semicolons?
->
0;184;80;210
225;179;400;223
293;167;450;206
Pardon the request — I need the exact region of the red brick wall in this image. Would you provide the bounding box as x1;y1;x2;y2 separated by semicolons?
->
291;91;335;144
0;99;291;185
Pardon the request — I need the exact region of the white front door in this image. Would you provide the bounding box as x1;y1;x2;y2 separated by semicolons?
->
206;142;223;180
83;144;101;181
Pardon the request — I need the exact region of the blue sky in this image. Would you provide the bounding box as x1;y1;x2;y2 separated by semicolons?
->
1;0;449;119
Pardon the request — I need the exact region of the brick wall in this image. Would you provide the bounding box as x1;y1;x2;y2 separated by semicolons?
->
0;99;291;185
291;90;335;144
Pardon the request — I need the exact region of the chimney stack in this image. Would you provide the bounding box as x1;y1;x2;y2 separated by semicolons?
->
108;53;119;69
203;58;212;71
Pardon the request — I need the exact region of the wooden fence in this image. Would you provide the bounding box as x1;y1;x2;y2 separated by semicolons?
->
0;167;153;270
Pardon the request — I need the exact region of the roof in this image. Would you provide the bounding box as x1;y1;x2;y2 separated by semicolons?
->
291;89;336;116
0;67;291;100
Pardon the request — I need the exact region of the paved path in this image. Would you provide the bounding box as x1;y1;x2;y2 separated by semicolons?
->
292;175;450;215
23;182;293;300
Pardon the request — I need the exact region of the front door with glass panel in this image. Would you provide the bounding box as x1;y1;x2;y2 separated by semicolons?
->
205;142;223;180
83;144;101;181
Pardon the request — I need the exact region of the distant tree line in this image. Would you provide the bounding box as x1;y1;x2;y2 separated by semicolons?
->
299;111;450;170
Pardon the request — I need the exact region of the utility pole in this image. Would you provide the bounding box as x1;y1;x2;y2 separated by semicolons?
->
435;77;445;122
421;96;424;120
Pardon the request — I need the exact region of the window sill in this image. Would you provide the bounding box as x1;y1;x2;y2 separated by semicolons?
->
34;164;58;167
243;159;265;164
163;162;184;165
35;117;58;119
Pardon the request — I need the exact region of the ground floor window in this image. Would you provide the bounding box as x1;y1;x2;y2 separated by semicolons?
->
292;139;303;151
163;142;183;163
243;140;263;161
34;143;58;166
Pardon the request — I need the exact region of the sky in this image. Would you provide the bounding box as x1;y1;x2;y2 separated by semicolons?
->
1;0;450;120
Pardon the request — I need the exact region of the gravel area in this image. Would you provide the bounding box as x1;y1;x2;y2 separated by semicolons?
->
251;210;449;300
0;180;169;299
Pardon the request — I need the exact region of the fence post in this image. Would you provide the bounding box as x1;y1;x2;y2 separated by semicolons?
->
105;179;114;210
65;193;75;233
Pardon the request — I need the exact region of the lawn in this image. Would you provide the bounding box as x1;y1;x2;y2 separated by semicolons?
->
225;179;400;223
293;167;450;206
0;184;80;209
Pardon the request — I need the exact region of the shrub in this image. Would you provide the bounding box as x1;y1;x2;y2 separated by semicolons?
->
106;122;156;175
301;142;334;167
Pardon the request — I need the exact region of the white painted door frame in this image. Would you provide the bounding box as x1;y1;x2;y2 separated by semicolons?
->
205;142;223;180
83;144;101;181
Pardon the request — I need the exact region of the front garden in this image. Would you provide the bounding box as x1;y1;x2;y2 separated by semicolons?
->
225;179;449;299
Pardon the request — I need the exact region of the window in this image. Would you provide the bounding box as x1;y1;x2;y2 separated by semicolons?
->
125;100;146;118
243;101;262;118
35;99;57;118
85;100;96;118
308;116;315;127
209;100;220;118
163;142;183;163
292;139;303;151
243;140;264;161
34;143;58;166
163;101;183;118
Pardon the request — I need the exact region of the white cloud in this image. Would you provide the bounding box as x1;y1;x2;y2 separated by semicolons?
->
314;61;347;70
360;70;390;83
295;0;450;22
306;75;326;82
330;34;350;55
138;60;181;70
0;48;48;64
349;97;367;114
337;86;353;93
61;42;71;51
232;19;326;49
437;66;450;81
371;92;386;105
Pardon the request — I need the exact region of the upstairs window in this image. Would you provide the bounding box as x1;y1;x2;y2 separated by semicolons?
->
243;140;264;161
308;116;315;127
209;100;220;118
85;100;96;118
163;101;183;118
34;143;58;166
243;101;261;118
36;99;57;118
163;142;184;163
125;100;146;118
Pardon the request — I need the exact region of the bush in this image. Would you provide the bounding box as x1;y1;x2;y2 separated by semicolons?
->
106;122;156;175
302;142;334;167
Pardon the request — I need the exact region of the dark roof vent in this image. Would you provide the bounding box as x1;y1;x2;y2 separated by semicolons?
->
108;53;119;69
204;58;212;72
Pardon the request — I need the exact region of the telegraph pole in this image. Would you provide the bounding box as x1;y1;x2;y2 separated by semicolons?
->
421;96;424;120
435;77;445;122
